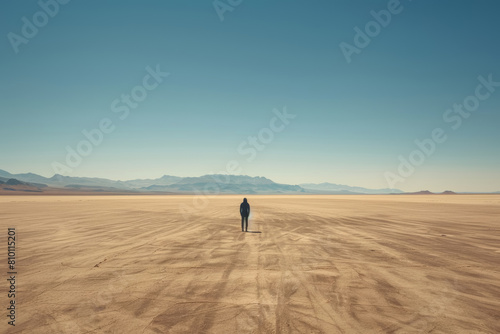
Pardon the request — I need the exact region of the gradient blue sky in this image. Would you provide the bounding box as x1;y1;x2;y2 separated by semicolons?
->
1;0;499;192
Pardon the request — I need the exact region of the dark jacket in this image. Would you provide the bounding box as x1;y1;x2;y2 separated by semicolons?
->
240;199;250;217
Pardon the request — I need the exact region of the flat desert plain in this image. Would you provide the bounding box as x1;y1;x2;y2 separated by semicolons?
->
1;195;499;334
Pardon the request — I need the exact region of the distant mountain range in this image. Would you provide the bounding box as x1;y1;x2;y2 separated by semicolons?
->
0;169;498;195
144;175;304;194
399;190;457;195
0;176;47;193
0;169;181;191
0;169;399;194
0;169;306;194
299;182;402;194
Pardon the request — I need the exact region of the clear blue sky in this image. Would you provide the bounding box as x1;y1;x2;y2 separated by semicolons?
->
1;0;499;192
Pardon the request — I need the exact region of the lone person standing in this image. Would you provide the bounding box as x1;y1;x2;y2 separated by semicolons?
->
240;198;250;232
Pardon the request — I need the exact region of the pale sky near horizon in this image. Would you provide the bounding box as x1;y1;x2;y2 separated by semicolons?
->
1;0;499;192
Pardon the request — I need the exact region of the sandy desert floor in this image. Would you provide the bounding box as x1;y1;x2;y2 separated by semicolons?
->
0;195;499;333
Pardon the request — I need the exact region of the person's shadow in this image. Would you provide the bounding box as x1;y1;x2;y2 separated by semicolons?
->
246;231;261;233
